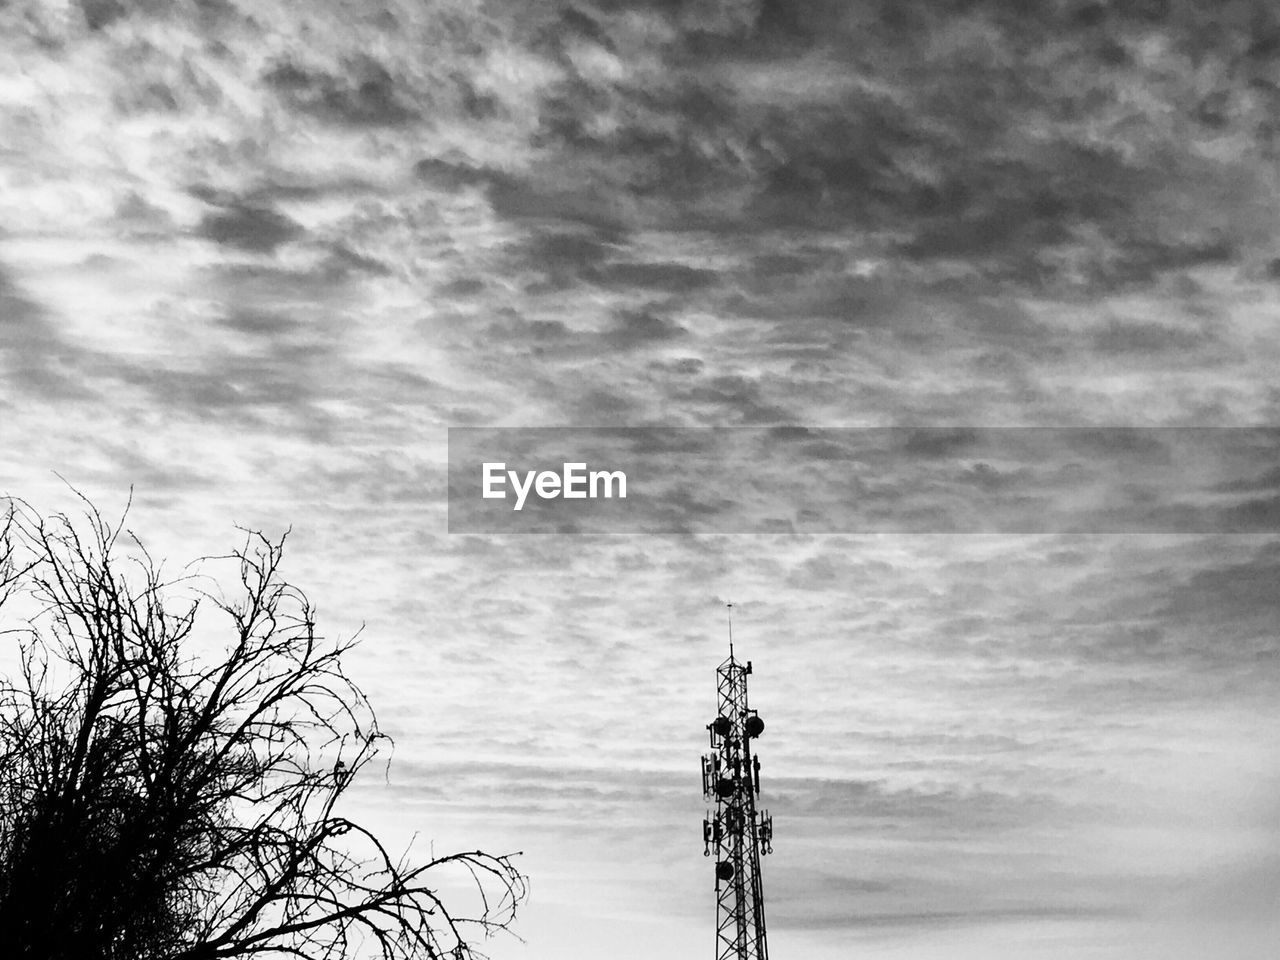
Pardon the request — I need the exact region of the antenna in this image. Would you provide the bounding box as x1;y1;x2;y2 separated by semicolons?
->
701;614;772;960
726;602;734;661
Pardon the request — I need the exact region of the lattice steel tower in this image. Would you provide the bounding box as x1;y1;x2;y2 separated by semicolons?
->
701;605;773;960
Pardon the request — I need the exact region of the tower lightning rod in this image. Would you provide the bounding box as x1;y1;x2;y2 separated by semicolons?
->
727;602;734;660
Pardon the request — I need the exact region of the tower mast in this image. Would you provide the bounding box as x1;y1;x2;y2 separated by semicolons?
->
702;604;773;960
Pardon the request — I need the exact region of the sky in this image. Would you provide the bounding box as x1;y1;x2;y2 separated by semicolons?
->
1;1;1279;958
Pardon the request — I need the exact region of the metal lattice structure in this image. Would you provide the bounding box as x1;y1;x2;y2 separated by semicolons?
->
701;608;773;960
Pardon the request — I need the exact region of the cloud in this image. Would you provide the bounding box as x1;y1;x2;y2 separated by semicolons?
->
0;267;100;403
199;203;302;253
602;308;686;349
263;56;422;127
594;260;719;293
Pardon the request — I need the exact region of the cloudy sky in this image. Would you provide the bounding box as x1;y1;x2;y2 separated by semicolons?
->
2;1;1279;958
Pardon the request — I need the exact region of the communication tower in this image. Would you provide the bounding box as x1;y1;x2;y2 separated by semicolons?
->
701;604;773;960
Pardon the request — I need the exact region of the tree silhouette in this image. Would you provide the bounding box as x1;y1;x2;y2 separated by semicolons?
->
0;496;525;960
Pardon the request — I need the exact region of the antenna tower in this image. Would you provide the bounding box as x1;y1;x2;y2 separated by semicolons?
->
701;604;773;960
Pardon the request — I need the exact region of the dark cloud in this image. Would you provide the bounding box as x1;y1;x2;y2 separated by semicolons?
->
0;267;99;403
678;374;795;424
107;353;319;414
413;156;499;192
514;229;620;283
78;0;125;32
114;192;173;234
1158;540;1280;627
782;903;1132;932
322;243;392;279
1009;537;1280;672
535;5;618;55
1063;429;1174;463
471;0;1280;303
594;261;718;293
1091;317;1217;356
901;429;981;459
198;204;301;253
603;308;686;349
485;171;635;233
263;56;421;126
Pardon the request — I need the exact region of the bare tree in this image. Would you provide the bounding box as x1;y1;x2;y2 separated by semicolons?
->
0;496;525;960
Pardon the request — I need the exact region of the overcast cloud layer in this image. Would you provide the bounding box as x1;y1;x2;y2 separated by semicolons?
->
1;2;1278;959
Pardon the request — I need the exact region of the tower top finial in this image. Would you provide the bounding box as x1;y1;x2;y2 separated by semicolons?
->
726;601;734;660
